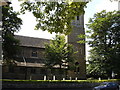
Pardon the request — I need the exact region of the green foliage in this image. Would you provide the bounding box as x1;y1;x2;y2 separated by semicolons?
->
44;35;75;69
20;1;88;35
2;5;22;62
2;79;120;83
86;10;120;78
3;33;20;60
87;49;108;78
2;5;22;33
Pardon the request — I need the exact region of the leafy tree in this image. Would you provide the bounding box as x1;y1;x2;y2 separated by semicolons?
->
44;35;75;70
87;48;108;79
2;4;22;63
20;1;88;35
86;10;120;78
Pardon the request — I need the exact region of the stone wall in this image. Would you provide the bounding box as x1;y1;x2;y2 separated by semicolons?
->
3;80;120;89
2;81;101;89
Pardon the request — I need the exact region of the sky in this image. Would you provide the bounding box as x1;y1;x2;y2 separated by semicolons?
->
11;0;119;59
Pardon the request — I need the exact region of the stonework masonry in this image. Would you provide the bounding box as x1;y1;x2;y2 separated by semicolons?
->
67;15;86;79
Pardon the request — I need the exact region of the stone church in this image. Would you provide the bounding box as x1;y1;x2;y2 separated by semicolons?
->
2;15;86;80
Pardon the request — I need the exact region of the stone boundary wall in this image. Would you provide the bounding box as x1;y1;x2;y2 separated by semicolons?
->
2;80;120;89
2;81;101;88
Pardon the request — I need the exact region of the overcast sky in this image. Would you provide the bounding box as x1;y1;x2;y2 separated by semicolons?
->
11;0;119;59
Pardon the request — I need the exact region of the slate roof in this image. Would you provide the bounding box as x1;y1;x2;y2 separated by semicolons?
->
15;35;50;48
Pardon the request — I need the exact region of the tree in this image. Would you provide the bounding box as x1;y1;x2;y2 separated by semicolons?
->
87;49;108;79
86;10;120;78
2;4;22;63
20;1;88;35
44;35;75;70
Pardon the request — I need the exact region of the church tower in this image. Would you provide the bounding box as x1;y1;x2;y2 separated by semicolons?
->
67;15;86;79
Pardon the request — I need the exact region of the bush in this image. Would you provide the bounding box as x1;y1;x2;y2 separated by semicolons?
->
1;79;120;83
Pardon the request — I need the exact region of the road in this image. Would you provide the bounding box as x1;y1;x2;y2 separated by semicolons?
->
2;88;93;90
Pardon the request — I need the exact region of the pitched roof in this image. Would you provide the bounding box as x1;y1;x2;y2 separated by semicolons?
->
15;35;50;48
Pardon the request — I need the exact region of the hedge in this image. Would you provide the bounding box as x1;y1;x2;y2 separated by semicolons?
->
1;79;120;83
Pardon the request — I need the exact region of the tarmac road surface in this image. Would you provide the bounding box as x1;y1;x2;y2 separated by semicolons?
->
2;88;93;90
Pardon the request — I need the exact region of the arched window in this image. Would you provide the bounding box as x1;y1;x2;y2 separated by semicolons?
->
77;16;79;20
